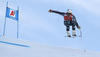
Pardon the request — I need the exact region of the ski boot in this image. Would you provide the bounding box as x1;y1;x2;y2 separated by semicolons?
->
67;31;71;37
72;30;76;36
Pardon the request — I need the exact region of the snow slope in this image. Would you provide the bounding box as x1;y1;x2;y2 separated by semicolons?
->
0;36;100;57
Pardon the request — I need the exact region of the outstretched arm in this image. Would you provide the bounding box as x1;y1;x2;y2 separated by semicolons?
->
49;9;65;16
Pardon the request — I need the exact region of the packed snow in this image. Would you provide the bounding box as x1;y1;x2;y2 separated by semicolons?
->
0;36;100;57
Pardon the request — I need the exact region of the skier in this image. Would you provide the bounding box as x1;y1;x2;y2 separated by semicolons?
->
49;9;81;37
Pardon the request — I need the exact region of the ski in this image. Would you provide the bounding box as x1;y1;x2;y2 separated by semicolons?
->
65;36;75;38
72;36;81;38
65;35;82;38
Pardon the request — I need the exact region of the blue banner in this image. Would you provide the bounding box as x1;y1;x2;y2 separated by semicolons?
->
6;7;18;21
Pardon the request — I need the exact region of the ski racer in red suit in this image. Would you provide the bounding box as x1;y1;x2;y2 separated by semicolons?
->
49;9;81;37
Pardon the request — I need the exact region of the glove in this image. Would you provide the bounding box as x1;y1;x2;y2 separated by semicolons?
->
78;26;81;29
48;9;52;12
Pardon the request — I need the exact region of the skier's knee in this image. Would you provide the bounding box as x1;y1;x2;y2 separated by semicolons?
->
72;26;75;30
72;28;75;30
67;29;69;31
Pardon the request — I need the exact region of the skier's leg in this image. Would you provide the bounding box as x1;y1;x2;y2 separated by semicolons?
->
72;25;75;30
66;26;71;37
64;21;71;37
71;20;76;36
72;25;76;36
67;26;70;31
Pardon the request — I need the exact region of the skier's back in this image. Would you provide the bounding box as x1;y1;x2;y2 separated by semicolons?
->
49;9;81;37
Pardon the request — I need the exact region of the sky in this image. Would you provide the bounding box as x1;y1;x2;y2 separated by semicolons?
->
0;0;100;51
